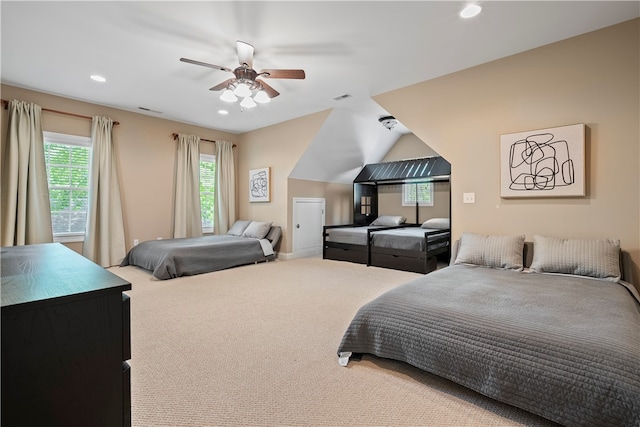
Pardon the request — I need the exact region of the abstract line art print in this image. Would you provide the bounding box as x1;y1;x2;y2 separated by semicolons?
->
500;124;585;198
249;167;270;202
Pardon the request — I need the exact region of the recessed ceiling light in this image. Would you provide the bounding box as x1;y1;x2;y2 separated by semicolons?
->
460;4;481;19
90;75;106;82
218;110;229;115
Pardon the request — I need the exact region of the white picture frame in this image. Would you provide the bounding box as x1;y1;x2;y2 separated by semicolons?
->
249;167;270;202
500;124;585;198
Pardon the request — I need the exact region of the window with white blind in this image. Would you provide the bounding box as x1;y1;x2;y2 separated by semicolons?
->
200;154;216;233
402;182;434;206
43;132;91;242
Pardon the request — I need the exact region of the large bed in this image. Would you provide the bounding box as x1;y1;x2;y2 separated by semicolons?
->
121;221;281;280
337;233;640;426
323;216;450;273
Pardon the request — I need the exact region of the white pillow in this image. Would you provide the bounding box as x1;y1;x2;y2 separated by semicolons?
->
370;215;406;226
242;221;273;239
530;235;621;281
421;218;449;230
227;220;252;236
454;232;525;271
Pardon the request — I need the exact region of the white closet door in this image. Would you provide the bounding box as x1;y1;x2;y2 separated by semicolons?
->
293;198;325;257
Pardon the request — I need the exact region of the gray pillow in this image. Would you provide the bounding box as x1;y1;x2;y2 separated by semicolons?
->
227;220;252;236
370;215;406;226
421;218;449;230
454;232;525;271
242;221;273;239
530;235;621;281
265;226;281;247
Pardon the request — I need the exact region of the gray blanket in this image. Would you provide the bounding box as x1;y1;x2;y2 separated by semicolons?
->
338;264;640;426
120;235;273;280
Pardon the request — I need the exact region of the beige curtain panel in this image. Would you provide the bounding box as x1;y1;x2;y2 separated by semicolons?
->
83;116;127;267
173;133;202;238
1;100;53;246
214;140;236;235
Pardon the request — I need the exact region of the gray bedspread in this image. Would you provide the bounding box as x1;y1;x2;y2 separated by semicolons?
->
120;235;273;280
325;226;383;245
338;264;640;426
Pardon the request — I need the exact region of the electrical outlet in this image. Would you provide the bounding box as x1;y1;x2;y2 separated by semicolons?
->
157;237;162;240
463;192;476;204
133;239;139;246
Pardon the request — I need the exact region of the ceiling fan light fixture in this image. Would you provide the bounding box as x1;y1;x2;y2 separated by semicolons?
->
240;96;257;109
234;82;252;98
181;40;305;110
254;90;271;104
220;89;238;103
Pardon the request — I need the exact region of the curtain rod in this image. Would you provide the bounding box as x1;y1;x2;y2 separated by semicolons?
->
172;133;236;147
1;99;120;125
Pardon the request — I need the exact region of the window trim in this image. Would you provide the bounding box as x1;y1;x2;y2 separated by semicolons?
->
44;131;91;243
199;153;216;234
402;182;434;207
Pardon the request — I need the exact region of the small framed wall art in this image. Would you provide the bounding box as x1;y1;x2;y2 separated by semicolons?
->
500;123;585;198
249;167;270;202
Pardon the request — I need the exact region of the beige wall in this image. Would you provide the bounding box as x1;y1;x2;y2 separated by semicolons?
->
0;84;237;254
379;132;450;223
236;110;330;254
378;182;450;224
375;19;640;282
287;178;352;227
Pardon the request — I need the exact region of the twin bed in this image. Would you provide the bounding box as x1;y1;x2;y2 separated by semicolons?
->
120;220;281;280
323;216;451;274
337;233;640;426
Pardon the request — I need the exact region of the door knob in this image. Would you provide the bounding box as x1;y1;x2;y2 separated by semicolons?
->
296;224;300;228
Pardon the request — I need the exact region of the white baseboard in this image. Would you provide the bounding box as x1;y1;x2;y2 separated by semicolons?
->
278;247;322;260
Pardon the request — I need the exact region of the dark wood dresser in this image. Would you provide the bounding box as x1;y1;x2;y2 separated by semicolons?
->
1;243;132;427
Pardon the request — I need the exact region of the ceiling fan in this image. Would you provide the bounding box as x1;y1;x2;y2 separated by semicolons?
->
180;40;305;108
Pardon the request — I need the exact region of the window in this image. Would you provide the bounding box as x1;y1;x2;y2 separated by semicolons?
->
402;182;434;206
43;132;91;242
200;154;216;233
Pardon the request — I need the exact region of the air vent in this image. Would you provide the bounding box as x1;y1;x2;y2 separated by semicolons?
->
138;107;162;114
332;94;352;101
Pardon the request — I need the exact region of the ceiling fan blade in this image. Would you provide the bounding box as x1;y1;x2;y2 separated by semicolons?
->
236;40;254;69
257;80;280;98
180;57;232;73
260;69;306;79
209;78;235;91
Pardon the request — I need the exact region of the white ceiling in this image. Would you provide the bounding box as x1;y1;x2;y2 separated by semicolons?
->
2;1;638;183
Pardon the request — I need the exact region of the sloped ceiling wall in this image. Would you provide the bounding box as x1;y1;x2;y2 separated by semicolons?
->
289;97;410;184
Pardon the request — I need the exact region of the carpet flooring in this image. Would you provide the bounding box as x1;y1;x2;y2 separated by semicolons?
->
110;257;558;427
